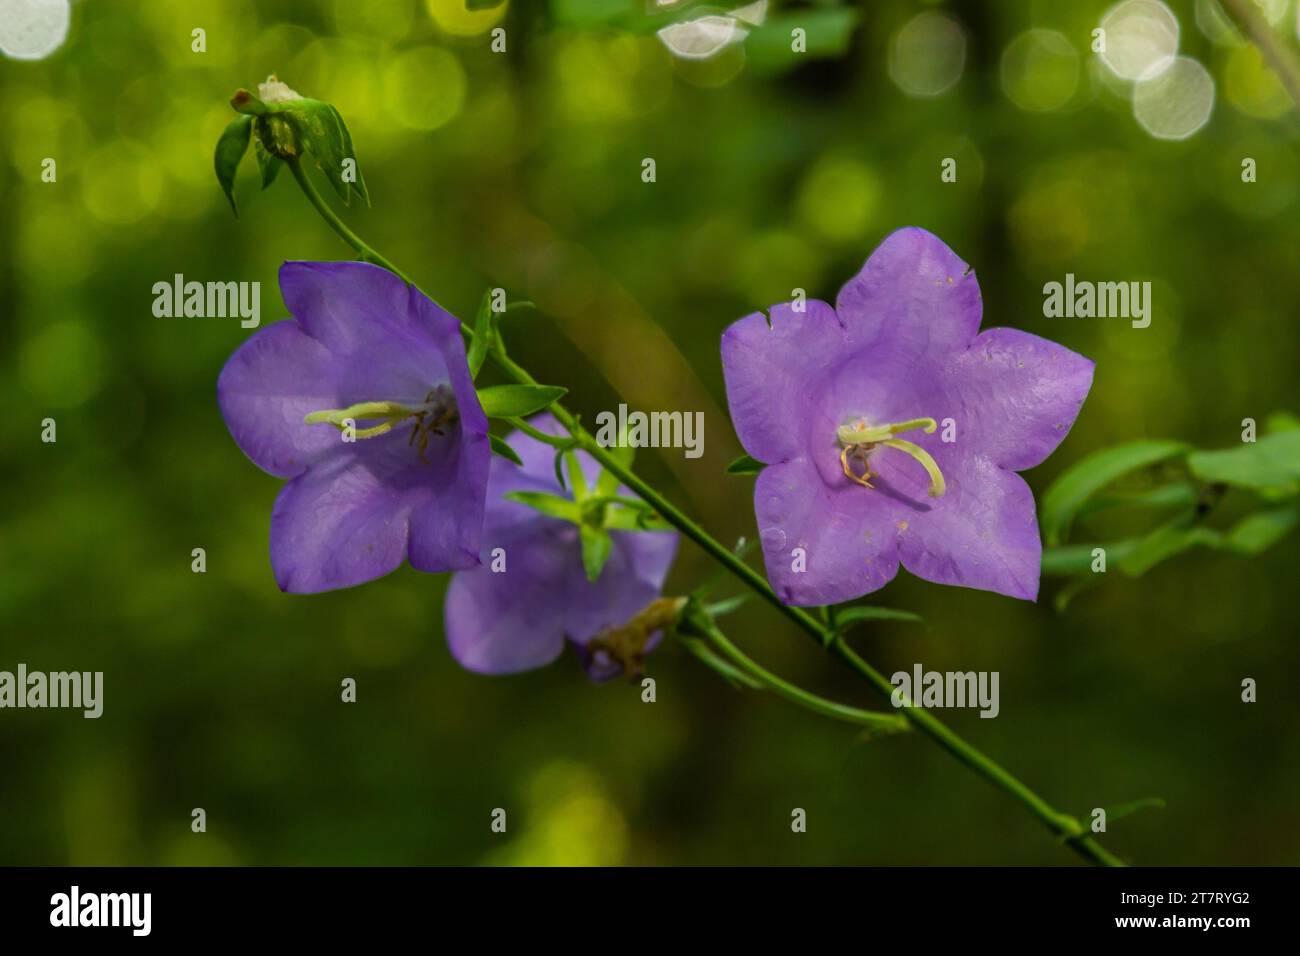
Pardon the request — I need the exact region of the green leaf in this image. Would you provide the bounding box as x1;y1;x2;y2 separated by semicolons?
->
704;593;751;618
488;433;523;467
1188;431;1300;494
1052;575;1101;613
1077;481;1199;521
253;139;282;189
503;491;580;523
1116;517;1220;577
834;606;924;633
746;9;860;70
580;523;612;581
1040;440;1189;546
214;114;254;217
1102;797;1166;823
726;454;766;475
1222;508;1298;555
1040;539;1140;576
477;384;567;419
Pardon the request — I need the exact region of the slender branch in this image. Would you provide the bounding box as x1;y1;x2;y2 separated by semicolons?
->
285;163;1125;867
1220;0;1300;114
691;618;909;732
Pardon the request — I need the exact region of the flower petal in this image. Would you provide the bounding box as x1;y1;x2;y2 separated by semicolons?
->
216;319;347;478
269;428;479;593
835;227;982;360
940;327;1094;471
887;453;1043;601
754;456;904;606
721;300;846;463
445;521;677;676
445;524;573;674
278;260;457;403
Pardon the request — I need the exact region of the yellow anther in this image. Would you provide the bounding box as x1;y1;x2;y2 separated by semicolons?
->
836;415;946;498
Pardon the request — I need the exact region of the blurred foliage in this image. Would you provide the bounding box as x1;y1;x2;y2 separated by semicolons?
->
1;0;1299;865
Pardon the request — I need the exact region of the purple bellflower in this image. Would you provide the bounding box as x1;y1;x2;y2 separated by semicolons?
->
722;227;1094;606
218;261;491;593
445;416;679;680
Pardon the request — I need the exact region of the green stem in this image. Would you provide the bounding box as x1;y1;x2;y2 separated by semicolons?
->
287;162;1125;867
1220;0;1300;116
694;619;908;732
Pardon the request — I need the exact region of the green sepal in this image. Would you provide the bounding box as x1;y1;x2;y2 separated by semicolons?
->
253;139;282;189
214;114;254;217
503;491;580;523
488;433;523;467
230;89;269;116
467;289;494;380
579;522;612;582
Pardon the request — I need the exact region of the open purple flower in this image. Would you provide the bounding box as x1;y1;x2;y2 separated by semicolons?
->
445;416;678;679
218;260;490;593
722;227;1094;606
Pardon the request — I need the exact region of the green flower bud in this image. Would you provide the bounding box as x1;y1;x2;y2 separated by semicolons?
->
213;75;369;217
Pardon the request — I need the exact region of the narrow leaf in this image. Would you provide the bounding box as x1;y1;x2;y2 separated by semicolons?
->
1078;481;1199;520
1116;517;1219;577
1103;797;1166;823
1040;440;1189;546
1041;539;1139;576
705;594;752;618
834;606;924;632
477;384;567;419
726;454;766;475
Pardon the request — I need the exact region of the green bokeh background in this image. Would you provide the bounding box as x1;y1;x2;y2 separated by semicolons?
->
1;0;1297;865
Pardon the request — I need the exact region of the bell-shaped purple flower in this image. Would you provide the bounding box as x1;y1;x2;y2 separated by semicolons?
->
445;417;678;679
218;260;490;593
722;227;1094;606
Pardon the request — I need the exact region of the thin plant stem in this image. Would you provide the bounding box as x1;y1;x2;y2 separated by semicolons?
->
285;158;1125;867
1220;0;1300;114
693;619;909;732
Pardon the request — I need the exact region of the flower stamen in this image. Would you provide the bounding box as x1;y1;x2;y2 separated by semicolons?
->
305;386;457;463
837;416;946;498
